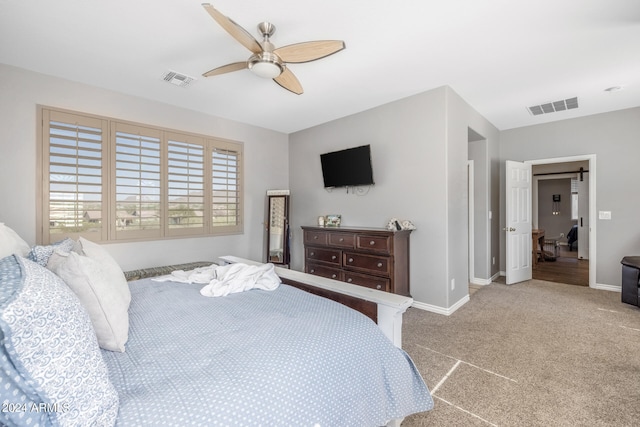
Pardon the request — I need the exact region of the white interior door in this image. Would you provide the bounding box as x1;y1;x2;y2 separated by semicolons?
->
506;161;532;285
577;173;589;259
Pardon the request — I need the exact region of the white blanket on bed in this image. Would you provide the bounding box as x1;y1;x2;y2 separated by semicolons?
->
151;265;217;284
200;263;281;297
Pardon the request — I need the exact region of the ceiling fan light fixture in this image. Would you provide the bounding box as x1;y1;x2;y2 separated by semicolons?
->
248;53;283;78
201;6;345;94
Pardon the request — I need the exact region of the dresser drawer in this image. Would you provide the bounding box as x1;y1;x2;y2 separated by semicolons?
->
344;271;390;292
304;230;328;246
328;232;356;248
343;252;391;277
306;263;343;281
306;247;341;265
356;235;391;254
301;225;412;296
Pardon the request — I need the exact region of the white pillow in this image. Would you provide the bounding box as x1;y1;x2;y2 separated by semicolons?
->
78;237;131;306
48;250;129;352
0;223;30;258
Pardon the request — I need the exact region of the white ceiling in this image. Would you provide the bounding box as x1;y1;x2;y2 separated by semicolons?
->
2;0;639;134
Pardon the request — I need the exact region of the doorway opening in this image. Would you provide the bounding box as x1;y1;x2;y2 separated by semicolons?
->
468;128;490;286
527;155;595;288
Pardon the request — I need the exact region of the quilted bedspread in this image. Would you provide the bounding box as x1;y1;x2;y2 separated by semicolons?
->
102;278;433;426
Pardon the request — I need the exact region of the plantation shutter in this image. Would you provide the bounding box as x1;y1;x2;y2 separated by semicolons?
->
211;141;242;233
42;109;108;243
39;107;244;244
166;133;206;236
112;122;162;240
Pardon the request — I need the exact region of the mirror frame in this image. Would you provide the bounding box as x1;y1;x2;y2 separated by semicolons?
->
265;194;290;265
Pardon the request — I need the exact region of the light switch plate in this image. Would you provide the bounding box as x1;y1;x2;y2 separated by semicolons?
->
599;211;612;220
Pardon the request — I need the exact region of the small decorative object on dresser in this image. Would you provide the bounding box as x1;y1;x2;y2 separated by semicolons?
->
325;214;341;227
302;225;412;296
387;218;417;231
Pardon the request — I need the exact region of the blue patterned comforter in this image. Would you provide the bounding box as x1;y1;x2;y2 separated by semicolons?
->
102;278;433;426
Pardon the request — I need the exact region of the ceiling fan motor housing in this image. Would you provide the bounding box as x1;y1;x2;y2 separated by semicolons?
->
248;34;284;78
248;51;284;78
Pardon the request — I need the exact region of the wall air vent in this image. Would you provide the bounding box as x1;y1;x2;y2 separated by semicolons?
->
161;70;195;88
527;97;578;116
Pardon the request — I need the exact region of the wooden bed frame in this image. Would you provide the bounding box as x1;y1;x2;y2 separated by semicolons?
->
219;256;413;349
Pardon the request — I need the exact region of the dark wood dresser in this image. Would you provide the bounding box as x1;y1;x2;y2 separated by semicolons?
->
302;226;412;296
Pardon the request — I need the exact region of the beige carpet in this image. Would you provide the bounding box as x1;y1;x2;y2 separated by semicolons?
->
401;279;640;426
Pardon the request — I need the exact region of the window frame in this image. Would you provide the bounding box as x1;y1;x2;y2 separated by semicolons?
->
37;106;243;244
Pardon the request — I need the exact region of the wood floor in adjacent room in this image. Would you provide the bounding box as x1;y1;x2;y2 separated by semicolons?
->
532;244;589;286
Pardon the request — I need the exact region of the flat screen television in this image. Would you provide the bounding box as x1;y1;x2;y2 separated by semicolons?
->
320;145;374;188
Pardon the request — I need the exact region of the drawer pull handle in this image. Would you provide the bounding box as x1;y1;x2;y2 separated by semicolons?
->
376;284;382;290
310;252;315;256
348;258;354;263
313;235;318;239
377;262;383;268
339;237;344;242
331;255;336;260
310;269;315;273
331;274;337;278
369;240;376;245
347;278;353;283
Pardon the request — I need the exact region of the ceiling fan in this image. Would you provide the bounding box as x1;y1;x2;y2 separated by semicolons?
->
201;4;345;95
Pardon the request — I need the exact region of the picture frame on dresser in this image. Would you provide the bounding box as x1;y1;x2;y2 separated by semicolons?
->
325;214;341;227
302;225;412;297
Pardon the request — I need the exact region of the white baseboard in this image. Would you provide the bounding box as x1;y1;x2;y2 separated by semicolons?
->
470;277;491;285
592;283;621;292
497;270;620;293
471;272;501;285
412;295;469;316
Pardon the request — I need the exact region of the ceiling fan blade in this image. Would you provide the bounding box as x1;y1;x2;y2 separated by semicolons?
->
202;4;262;54
202;62;247;77
274;40;345;63
274;68;303;95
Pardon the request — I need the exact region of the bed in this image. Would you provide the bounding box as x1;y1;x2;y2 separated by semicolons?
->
0;227;433;427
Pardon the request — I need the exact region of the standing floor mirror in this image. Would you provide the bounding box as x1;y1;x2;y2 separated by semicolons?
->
265;190;290;266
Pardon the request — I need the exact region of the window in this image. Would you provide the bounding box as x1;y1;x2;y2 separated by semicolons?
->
39;107;243;244
166;134;205;236
212;148;240;227
42;110;108;241
113;122;162;240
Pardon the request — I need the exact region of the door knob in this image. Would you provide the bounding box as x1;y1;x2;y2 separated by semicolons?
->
503;227;516;232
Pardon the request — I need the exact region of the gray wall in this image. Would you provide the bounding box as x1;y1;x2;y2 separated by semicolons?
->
445;90;500;304
289;87;449;308
0;64;290;270
537;178;574;240
500;107;640;287
289;86;500;311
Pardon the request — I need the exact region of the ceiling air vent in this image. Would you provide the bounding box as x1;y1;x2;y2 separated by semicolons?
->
161;70;195;88
527;97;578;116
